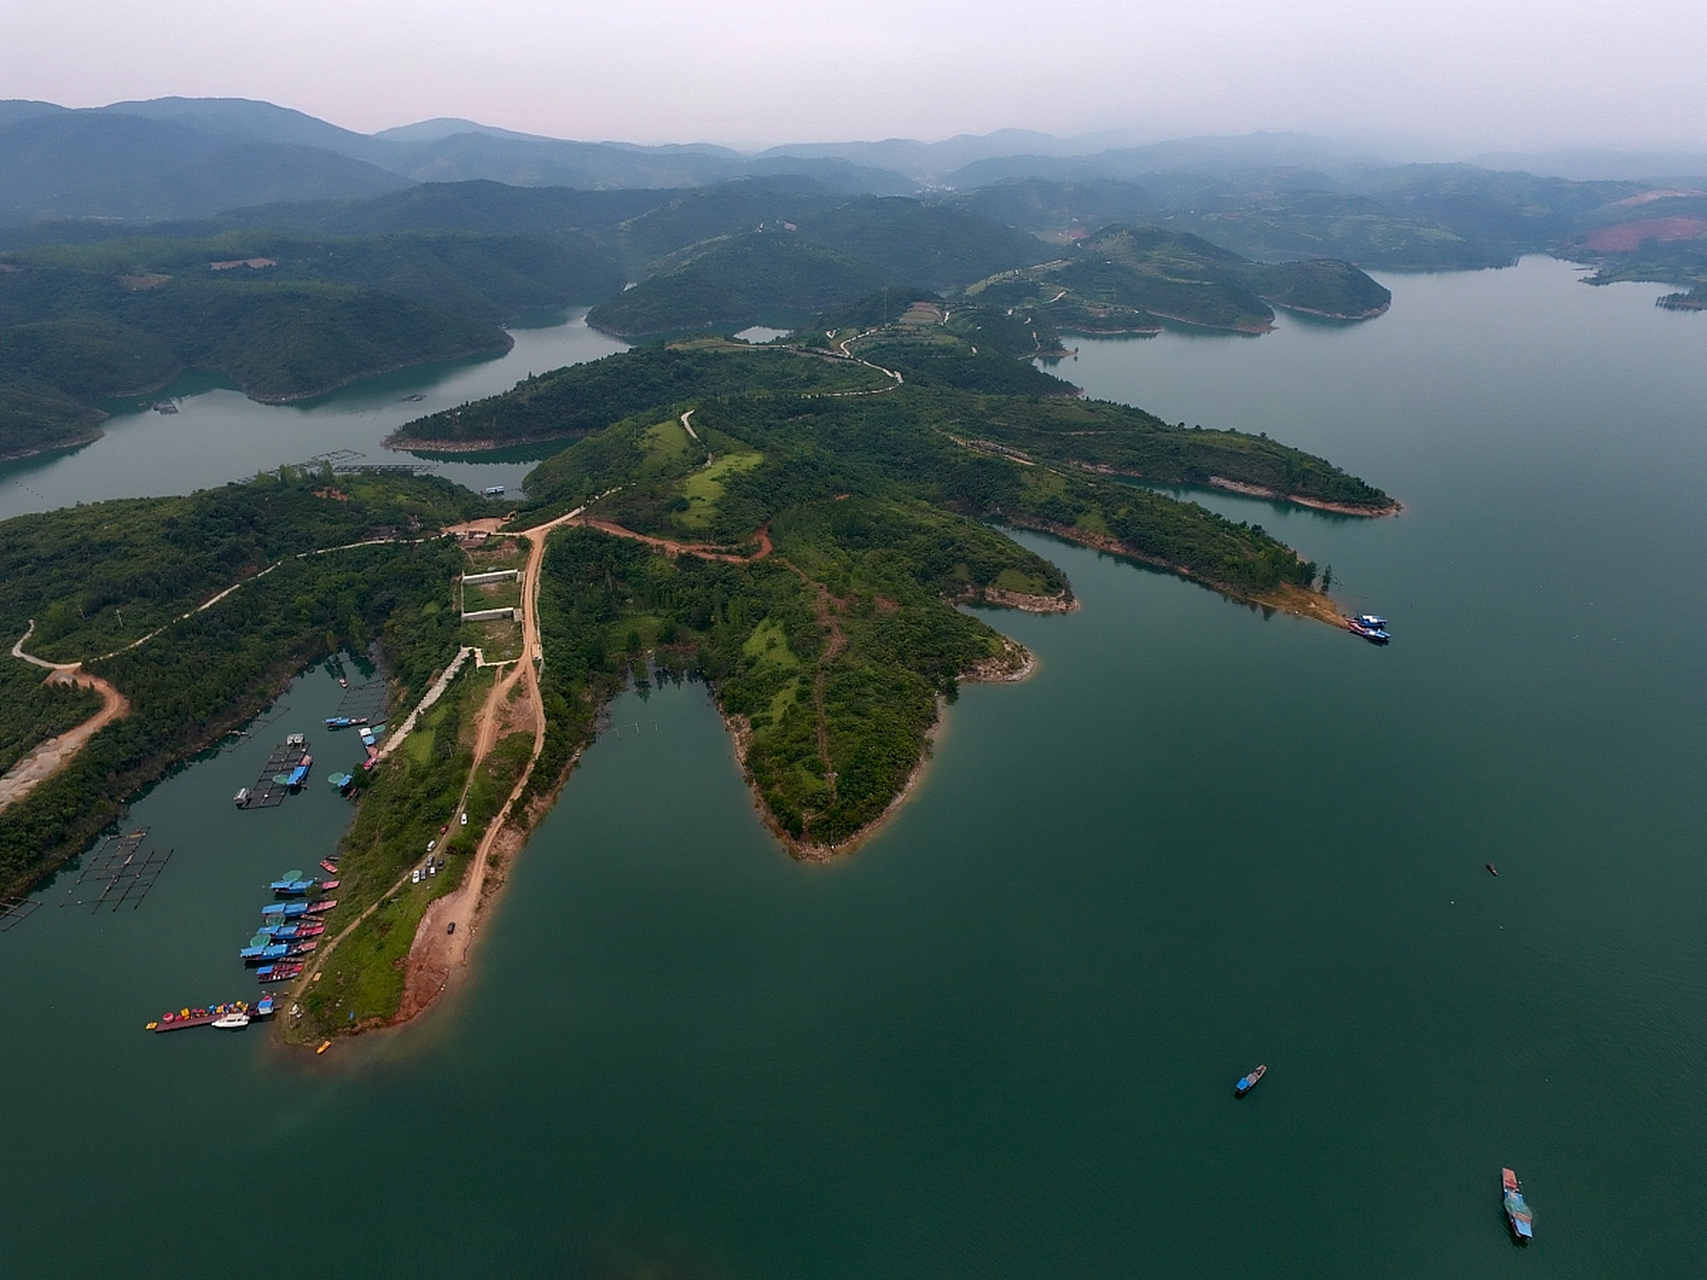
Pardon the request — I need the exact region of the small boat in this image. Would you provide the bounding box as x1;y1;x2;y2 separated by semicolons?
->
316;1040;332;1054
324;717;353;729
319;879;340;891
234;787;250;808
304;898;337;914
256;961;304;984
241;935;290;964
254;995;276;1017
287;940;319;957
483;485;506;497
319;859;339;875
1235;1064;1268;1097
327;772;352;791
286;755;313;790
211;1011;250;1030
1487;863;1499;876
270;870;315;896
1502;1168;1534;1242
1345;615;1391;644
292;922;326;938
261;901;309;918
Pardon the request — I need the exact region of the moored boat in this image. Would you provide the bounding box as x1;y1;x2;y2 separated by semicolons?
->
304;898;337;914
255;961;304;984
270;869;315;896
286;755;312;789
211;1011;250;1029
319;879;340;891
319;859;340;874
1502;1168;1534;1242
240;934;290;964
1345;614;1391;643
1235;1064;1267;1096
234;787;250;808
261;900;309;918
147;1000;251;1032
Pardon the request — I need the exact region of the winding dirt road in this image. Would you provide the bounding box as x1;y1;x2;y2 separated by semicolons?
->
0;622;131;813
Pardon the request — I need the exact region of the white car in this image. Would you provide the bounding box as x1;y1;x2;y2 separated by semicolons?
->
411;869;421;884
460;812;468;826
427;839;437;853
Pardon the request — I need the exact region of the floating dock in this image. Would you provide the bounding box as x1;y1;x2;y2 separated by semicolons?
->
332;681;388;724
240;738;311;809
59;829;173;912
0;896;41;933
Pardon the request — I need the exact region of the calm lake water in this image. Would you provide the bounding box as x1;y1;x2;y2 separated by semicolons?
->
3;256;1707;1276
0;309;626;523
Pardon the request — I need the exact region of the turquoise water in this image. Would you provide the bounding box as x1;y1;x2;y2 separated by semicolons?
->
0;310;626;522
3;256;1707;1275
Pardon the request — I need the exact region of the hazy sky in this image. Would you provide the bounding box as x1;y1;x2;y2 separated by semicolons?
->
5;0;1705;152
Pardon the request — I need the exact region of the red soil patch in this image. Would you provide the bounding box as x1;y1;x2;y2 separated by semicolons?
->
1587;217;1707;252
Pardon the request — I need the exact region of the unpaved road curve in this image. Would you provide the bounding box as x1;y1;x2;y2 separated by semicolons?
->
0;623;130;813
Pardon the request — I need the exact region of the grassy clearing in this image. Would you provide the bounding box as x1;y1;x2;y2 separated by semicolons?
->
677;450;763;531
992;565;1055;595
464;578;522;611
460;617;522;663
643;417;693;467
742;617;800;669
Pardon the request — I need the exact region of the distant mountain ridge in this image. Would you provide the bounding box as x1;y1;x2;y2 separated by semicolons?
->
0;97;921;223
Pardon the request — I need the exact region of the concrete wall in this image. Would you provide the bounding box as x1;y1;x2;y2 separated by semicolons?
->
462;569;520;586
461;607;519;623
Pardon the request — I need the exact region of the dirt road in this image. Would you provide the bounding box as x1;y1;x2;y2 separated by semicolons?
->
0;670;129;812
0;622;131;812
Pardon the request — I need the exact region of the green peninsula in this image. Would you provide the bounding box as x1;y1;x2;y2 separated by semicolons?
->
0;296;1393;1040
965;226;1391;339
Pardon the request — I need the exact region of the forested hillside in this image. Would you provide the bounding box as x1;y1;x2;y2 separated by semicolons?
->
0;471;481;897
0;231;623;459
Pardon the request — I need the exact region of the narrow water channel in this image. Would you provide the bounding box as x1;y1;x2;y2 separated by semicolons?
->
0;309;627;522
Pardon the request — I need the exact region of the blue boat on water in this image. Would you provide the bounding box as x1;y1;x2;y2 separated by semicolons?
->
240;934;290;965
269;869;316;896
261;901;309;919
325;717;353;729
1235;1064;1268;1097
286;755;312;790
1502;1168;1534;1242
1346;614;1391;644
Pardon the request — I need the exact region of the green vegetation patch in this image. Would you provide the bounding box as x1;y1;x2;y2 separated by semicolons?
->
0;664;102;777
393;344;887;449
0;470;481;897
678;450;764;530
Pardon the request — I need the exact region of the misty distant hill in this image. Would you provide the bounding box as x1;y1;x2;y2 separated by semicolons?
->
0;110;409;222
0;97;921;223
